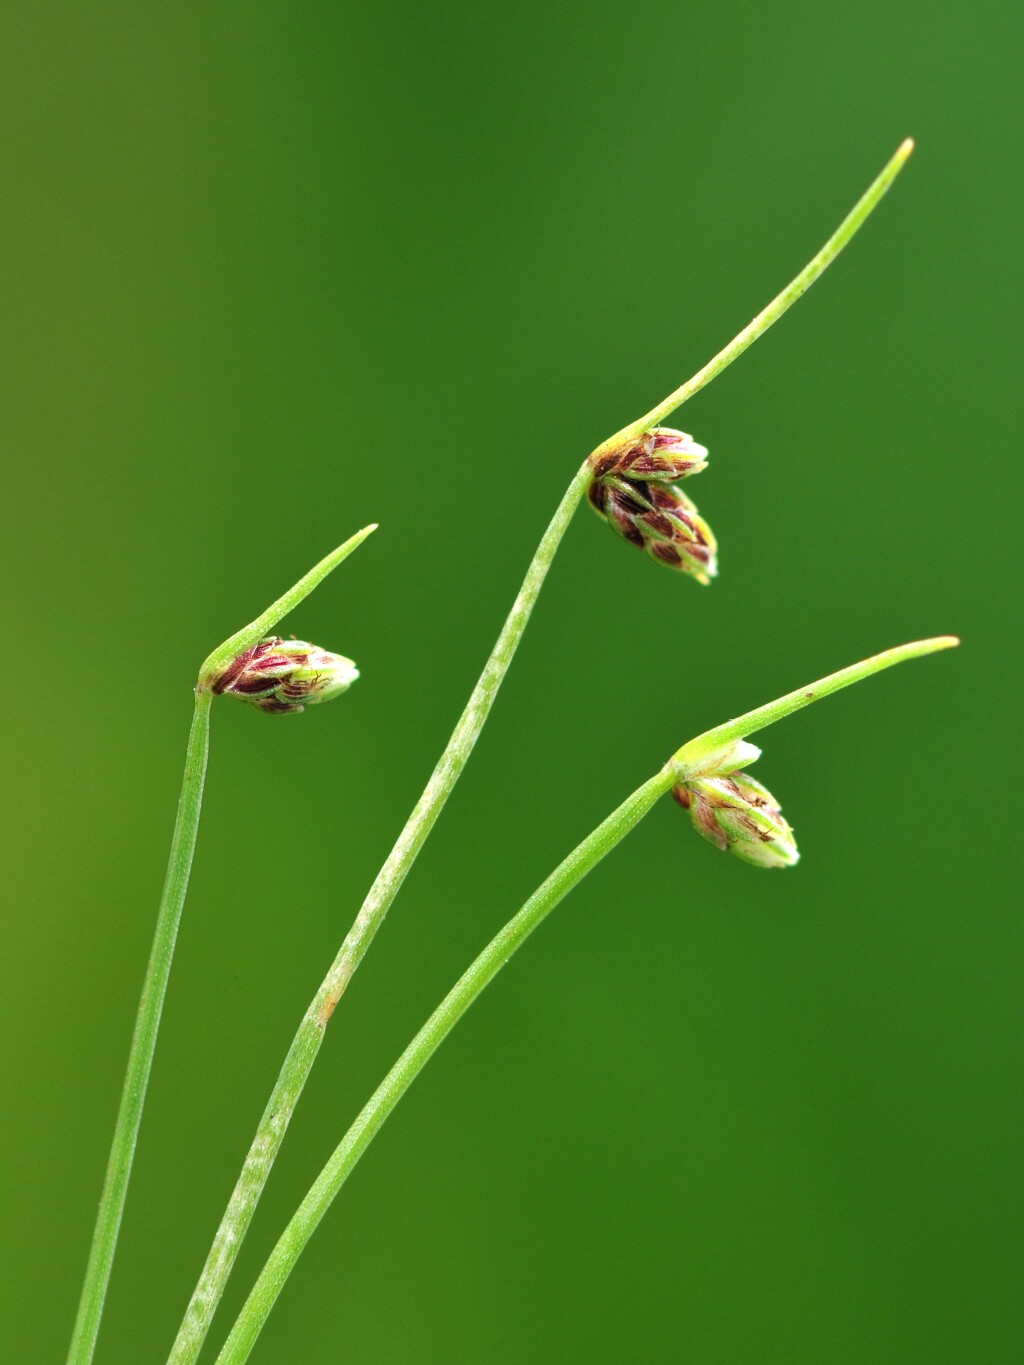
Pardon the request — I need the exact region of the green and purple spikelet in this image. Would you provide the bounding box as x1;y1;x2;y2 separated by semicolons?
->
587;427;717;583
671;740;799;869
211;636;359;714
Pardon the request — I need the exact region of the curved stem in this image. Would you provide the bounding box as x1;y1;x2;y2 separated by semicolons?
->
69;530;371;1365
170;141;919;1363
167;462;593;1364
215;767;675;1364
214;631;958;1363
67;693;212;1365
673;635;959;769
591;139;914;461
197;524;377;686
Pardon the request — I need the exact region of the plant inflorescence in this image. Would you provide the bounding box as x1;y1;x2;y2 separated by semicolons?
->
66;139;958;1365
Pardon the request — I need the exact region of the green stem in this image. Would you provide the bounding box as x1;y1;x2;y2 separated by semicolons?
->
68;530;373;1365
197;524;378;685
214;632;958;1364
170;142;918;1363
674;635;959;769
591;139;914;461
67;692;213;1365
215;767;675;1364
167;462;594;1365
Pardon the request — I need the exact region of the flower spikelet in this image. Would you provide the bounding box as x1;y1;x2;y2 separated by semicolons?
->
672;742;798;868
588;428;716;583
210;637;359;714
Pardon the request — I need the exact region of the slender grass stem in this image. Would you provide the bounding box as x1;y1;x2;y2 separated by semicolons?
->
214;768;675;1364
213;633;957;1364
674;635;960;768
167;463;593;1364
590;139;914;462
196;525;378;687
67;529;373;1365
168;141;916;1364
67;693;212;1365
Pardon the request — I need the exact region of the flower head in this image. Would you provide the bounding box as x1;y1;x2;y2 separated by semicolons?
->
588;428;716;583
591;427;709;483
210;636;359;714
672;742;798;868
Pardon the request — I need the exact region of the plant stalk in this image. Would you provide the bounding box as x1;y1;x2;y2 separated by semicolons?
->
169;140;916;1363
674;635;959;767
215;632;957;1363
167;463;593;1363
196;525;378;687
68;527;374;1365
67;692;213;1365
215;767;674;1364
590;138;914;461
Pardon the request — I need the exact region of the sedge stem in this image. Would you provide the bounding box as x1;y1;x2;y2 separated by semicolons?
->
214;631;957;1363
167;462;594;1363
67;530;373;1365
197;524;378;686
67;692;212;1365
674;636;959;769
591;139;914;460
215;768;674;1364
169;141;918;1362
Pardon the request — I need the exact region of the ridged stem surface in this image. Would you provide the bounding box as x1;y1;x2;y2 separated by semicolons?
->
67;693;212;1365
215;768;674;1364
167;464;592;1363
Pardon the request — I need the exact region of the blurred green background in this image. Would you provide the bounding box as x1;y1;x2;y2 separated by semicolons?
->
2;2;1021;1361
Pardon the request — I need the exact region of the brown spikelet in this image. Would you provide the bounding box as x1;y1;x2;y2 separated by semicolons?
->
586;429;716;581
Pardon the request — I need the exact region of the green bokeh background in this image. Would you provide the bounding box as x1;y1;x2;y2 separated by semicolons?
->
3;3;1021;1361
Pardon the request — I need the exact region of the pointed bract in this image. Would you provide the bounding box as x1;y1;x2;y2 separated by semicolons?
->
676;738;762;780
